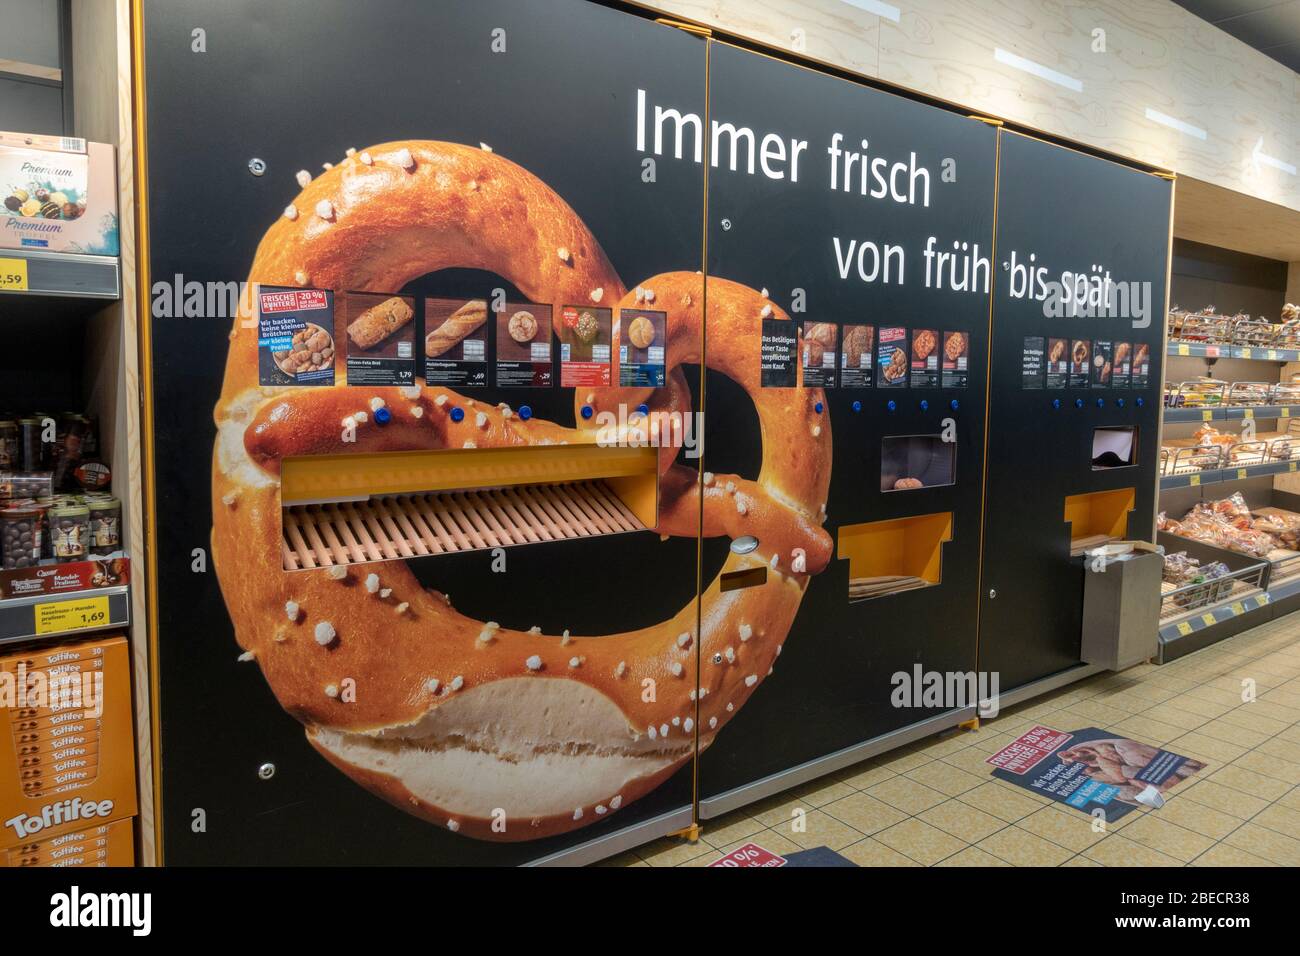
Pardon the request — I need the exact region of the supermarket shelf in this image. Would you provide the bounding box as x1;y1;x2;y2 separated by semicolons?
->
1157;571;1300;661
1160;459;1299;489
1163;405;1300;423
1168;342;1300;362
0;586;129;646
0;248;120;299
1159;588;1272;642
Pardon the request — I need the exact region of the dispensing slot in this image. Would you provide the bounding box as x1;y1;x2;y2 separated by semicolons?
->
720;566;768;592
837;512;953;601
280;443;658;570
1065;487;1135;556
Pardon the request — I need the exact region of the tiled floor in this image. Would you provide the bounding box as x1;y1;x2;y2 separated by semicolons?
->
600;615;1300;867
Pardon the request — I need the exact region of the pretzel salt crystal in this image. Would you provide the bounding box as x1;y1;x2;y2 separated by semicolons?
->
213;141;832;841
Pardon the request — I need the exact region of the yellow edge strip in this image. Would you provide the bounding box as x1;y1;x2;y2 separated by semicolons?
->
972;126;1001;679
130;0;165;866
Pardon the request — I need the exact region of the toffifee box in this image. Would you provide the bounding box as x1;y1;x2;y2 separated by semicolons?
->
0;131;119;256
0;634;136;849
3;815;133;867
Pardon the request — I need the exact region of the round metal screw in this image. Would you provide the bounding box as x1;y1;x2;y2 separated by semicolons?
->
258;762;276;780
988;589;997;599
248;157;267;177
721;218;732;231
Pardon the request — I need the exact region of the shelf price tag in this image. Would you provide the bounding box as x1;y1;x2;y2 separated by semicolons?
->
0;258;28;292
1177;344;1190;356
1176;621;1193;636
1240;348;1253;358
1189;474;1201;486
1290;462;1297;473
1201;612;1217;627
33;595;110;635
1237;468;1248;480
1283;408;1291;418
1267;350;1278;360
1206;345;1220;357
1244;409;1254;419
1230;602;1245;616
1202;410;1213;421
1259;592;1271;605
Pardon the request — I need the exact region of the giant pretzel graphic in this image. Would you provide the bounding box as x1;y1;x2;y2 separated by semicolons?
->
213;142;833;841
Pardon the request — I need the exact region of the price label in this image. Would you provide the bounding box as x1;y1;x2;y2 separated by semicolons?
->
34;595;110;635
1290;462;1297;473
1268;350;1278;360
1238;468;1248;479
1201;612;1217;627
1231;602;1245;616
1206;345;1220;357
1190;474;1201;486
1176;621;1193;636
1282;408;1291;418
1202;410;1214;421
1244;408;1254;419
1241;348;1253;359
1177;344;1189;356
0;257;28;292
1259;592;1271;605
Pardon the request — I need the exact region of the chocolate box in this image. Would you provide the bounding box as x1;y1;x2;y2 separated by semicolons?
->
3;815;133;867
0;132;119;256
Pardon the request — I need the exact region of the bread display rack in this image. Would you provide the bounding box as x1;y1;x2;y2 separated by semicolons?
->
1158;296;1300;659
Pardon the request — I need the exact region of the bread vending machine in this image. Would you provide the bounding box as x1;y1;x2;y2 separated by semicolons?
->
137;0;1176;865
694;43;998;815
141;0;714;865
977;133;1172;694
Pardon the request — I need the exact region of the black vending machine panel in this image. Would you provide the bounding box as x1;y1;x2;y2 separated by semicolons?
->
978;131;1171;691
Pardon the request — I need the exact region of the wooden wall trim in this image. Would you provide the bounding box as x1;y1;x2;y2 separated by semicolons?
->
634;0;1300;238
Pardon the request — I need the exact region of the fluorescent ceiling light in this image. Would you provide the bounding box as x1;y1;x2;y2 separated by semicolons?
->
1144;108;1207;140
840;0;901;23
993;47;1082;92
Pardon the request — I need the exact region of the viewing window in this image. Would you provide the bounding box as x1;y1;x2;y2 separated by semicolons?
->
1092;426;1138;469
881;435;955;492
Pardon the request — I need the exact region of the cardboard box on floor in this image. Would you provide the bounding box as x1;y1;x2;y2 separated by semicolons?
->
0;634;137;852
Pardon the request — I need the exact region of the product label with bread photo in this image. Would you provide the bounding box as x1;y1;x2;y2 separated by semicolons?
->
423;297;487;388
256;287;336;386
877;326;908;387
343;292;416;387
1111;341;1132;388
1069;338;1091;388
800;321;838;388
1046;336;1069;388
558;305;612;387
941;330;969;388
618;309;666;387
839;324;874;387
1131;342;1151;388
910;328;939;387
1092;339;1113;388
494;302;553;388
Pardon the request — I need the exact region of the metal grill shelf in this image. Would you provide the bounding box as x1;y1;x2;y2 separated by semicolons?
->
1159;563;1266;624
282;479;645;570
